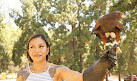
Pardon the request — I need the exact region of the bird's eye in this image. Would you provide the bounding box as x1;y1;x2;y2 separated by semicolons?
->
120;13;122;15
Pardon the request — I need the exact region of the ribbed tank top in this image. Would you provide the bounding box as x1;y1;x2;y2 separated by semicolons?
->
26;64;53;81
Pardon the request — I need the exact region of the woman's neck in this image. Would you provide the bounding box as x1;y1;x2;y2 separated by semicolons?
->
31;61;49;73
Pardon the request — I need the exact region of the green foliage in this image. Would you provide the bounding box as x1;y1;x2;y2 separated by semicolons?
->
110;0;137;12
0;23;10;73
0;20;22;73
0;45;9;73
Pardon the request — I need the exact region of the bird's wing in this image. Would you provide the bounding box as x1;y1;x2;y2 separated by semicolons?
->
115;32;120;44
116;22;123;30
94;21;100;31
100;33;106;45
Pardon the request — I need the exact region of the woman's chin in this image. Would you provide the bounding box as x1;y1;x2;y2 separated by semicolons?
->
33;58;46;63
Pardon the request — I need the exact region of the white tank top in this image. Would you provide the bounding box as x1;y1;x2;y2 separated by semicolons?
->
26;64;53;81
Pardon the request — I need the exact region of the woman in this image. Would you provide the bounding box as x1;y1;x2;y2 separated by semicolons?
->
16;34;117;81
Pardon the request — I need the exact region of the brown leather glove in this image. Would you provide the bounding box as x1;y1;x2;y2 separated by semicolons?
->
83;45;117;81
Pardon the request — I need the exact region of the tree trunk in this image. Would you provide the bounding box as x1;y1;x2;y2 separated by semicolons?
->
106;74;108;81
129;41;135;81
70;23;78;70
130;72;133;81
119;72;121;81
79;53;83;72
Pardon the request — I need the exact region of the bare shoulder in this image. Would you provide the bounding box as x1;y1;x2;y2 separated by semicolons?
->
16;68;30;81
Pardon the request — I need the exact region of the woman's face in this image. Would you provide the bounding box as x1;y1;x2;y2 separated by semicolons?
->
28;37;49;63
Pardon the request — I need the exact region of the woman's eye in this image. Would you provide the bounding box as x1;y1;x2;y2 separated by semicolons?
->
40;46;44;48
30;46;34;48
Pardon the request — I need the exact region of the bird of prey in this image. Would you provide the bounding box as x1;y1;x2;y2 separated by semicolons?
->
92;11;125;53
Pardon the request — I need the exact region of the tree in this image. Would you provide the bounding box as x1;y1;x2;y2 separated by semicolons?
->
0;20;10;73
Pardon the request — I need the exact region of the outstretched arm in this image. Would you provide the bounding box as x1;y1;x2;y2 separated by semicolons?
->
49;65;83;81
83;45;117;81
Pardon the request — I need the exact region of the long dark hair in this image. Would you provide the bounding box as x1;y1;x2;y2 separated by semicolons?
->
27;34;50;63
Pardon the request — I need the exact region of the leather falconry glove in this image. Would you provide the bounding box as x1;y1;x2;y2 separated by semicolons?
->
83;44;117;81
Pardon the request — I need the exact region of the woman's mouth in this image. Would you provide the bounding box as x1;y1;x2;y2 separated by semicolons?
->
34;54;42;57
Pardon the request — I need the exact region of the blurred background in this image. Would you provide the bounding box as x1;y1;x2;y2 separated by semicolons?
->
0;0;137;81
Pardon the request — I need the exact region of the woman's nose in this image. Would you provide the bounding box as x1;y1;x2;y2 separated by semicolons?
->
35;48;40;52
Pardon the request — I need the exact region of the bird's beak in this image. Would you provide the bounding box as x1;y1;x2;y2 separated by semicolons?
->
121;14;125;18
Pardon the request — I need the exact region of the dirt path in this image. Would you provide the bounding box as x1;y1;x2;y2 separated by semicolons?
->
111;75;124;81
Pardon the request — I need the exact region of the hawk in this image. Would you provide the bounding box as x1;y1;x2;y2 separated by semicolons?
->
92;11;125;53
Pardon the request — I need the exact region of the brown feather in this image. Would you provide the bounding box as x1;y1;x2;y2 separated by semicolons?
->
93;11;124;42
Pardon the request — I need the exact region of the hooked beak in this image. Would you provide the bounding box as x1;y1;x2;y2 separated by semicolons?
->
121;14;125;18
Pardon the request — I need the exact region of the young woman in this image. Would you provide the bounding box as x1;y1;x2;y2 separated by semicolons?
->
16;34;117;81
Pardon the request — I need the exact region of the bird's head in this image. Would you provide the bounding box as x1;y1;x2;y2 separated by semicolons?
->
111;11;125;19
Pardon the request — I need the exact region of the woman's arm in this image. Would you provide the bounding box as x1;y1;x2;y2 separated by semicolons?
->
16;69;30;81
49;65;83;81
59;66;83;81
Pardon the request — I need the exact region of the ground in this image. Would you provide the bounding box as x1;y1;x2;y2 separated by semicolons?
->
0;79;16;81
111;74;124;81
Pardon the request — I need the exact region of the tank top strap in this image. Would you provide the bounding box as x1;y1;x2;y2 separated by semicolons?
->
27;62;32;73
47;63;52;71
28;67;32;73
